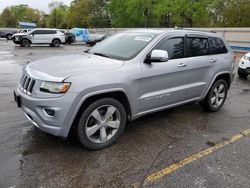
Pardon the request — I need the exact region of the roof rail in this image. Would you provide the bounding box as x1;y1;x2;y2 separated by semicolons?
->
174;27;217;33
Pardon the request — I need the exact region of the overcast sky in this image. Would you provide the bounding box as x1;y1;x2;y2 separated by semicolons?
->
0;0;73;13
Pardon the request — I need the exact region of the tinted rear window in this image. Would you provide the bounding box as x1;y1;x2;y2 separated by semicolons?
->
188;37;210;57
208;38;228;54
215;38;228;53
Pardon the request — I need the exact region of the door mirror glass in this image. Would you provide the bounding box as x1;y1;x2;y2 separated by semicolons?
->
147;49;169;63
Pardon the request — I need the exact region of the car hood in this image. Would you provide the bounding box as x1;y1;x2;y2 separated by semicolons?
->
13;33;27;37
25;53;124;82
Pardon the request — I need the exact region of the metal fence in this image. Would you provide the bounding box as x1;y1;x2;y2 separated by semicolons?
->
90;27;250;51
1;27;250;51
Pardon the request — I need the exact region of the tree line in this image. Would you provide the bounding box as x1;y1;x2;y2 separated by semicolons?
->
0;0;250;29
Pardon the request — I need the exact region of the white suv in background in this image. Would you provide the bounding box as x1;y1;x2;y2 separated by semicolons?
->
238;52;250;78
12;28;65;47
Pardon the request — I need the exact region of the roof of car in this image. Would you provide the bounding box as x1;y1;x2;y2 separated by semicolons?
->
33;28;58;30
123;28;219;37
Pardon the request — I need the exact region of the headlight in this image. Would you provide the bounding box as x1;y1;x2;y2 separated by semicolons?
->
40;82;71;93
244;56;250;61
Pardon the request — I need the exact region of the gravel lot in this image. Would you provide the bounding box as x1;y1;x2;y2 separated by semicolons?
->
0;39;250;188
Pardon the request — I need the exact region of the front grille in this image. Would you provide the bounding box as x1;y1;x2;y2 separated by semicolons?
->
19;73;36;95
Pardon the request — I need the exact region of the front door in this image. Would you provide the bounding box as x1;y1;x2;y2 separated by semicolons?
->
140;35;192;112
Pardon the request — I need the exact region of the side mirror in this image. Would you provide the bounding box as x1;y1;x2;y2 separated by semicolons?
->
146;49;169;63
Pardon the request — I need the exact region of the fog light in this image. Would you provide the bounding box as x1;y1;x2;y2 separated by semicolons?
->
44;109;55;117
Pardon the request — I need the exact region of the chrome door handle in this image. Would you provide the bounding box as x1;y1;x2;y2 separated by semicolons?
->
178;63;187;67
209;59;217;63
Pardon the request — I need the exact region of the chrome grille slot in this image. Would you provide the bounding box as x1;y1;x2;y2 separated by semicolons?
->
19;73;36;95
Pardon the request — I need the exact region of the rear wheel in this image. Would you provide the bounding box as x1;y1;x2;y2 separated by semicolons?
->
77;98;126;150
21;39;31;47
51;39;61;47
200;79;228;112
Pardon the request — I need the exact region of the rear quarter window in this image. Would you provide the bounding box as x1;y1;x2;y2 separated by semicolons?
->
209;38;228;54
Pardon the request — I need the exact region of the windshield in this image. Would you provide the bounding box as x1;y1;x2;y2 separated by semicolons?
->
88;32;158;60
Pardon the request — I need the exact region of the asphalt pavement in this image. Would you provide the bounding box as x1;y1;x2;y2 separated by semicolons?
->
0;39;249;188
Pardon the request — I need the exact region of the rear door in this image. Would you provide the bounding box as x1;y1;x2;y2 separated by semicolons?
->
182;35;214;99
44;30;57;43
31;30;46;43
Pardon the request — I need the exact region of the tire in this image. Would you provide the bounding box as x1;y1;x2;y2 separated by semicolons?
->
77;98;126;150
238;70;248;79
51;39;61;47
6;34;12;40
21;39;31;47
200;79;228;112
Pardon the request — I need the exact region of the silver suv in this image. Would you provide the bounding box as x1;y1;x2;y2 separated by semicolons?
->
14;29;235;149
13;28;65;47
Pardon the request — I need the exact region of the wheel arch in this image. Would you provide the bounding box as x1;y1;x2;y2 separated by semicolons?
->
20;38;32;44
52;38;61;43
203;71;232;98
68;90;132;137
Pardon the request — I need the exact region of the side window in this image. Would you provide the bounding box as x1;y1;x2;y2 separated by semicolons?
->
47;30;57;34
208;38;221;54
155;37;184;59
32;30;41;35
209;38;228;54
215;38;228;53
33;30;48;35
188;37;210;57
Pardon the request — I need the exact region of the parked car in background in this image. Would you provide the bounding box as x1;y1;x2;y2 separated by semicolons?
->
0;29;17;40
86;34;111;46
69;28;89;42
12;29;33;39
238;52;250;78
19;29;31;33
12;28;65;47
14;29;235;149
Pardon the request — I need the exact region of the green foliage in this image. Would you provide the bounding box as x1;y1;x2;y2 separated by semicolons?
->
0;4;46;28
0;7;17;27
88;0;111;28
47;1;69;28
222;0;250;27
0;0;250;28
65;0;91;28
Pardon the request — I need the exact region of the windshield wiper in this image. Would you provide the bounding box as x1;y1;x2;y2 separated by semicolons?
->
93;52;110;58
84;49;90;53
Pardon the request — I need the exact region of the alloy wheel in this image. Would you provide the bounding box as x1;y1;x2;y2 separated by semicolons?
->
210;83;226;108
85;105;121;144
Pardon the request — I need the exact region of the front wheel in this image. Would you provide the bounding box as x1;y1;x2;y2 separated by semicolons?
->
200;79;228;112
6;34;12;40
77;98;126;150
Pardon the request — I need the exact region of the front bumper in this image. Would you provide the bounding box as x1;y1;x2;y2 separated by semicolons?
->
238;67;250;75
14;88;79;137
